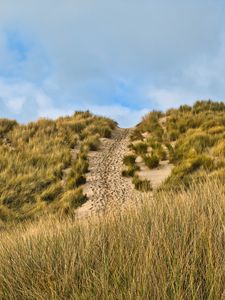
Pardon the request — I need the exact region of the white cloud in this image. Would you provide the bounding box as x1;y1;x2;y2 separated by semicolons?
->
147;87;212;111
88;104;148;128
0;0;225;126
0;78;146;126
35;92;74;119
6;97;26;113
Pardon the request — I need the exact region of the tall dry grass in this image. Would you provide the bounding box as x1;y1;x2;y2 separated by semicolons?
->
130;100;225;190
0;112;117;222
0;178;224;299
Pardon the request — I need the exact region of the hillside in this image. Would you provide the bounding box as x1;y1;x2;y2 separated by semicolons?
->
0;101;225;299
125;100;225;191
2;100;225;223
0;111;116;223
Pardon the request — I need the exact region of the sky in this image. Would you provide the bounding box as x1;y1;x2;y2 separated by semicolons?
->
0;0;225;127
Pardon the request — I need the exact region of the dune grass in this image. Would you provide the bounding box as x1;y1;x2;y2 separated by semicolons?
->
128;100;225;190
0;178;224;299
0;112;117;223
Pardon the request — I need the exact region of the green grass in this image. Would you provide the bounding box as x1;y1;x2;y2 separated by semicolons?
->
132;141;148;155
143;154;159;169
123;154;137;166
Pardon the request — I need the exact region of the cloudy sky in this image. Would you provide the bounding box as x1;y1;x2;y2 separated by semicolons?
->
0;0;225;126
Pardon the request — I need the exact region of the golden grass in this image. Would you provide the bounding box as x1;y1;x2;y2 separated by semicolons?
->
0;112;117;222
1;178;224;299
130;100;225;190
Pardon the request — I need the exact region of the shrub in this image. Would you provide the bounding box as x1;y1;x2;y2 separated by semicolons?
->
40;183;63;203
130;129;143;141
77;151;88;161
83;135;101;151
66;174;86;189
70;120;86;133
150;144;167;160
0;119;18;137
193;100;225;113
122;165;140;177
179;104;192;112
132;175;152;192
133;142;148;155
143;155;159;169
73;110;92;118
165;143;175;162
81;124;113;139
98;126;112;138
152;127;164;142
123;155;136;166
173;131;214;161
178;156;214;174
0;205;15;222
73;159;89;174
169;130;179;141
53;163;64;179
60;188;87;209
187;132;213;152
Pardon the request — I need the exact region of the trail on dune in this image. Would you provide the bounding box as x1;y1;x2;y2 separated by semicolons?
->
76;125;173;217
77;128;139;216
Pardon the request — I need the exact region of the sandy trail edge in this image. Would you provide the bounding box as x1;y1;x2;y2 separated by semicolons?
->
76;128;140;217
76;125;173;218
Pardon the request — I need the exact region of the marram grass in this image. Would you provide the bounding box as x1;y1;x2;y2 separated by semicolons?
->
0;178;224;299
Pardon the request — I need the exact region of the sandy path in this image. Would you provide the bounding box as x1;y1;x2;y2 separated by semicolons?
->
76;128;139;217
137;160;173;189
76;123;174;218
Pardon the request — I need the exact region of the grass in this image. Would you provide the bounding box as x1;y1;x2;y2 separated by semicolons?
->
123;154;137;166
132;175;152;191
82;134;101;151
122;165;140;177
0;178;224;299
57;188;88;212
129;100;225;190
143;154;160;169
132;141;148;155
0;111;117;223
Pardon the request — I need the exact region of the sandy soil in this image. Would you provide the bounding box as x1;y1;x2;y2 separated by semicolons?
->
137;160;173;189
76;128;140;217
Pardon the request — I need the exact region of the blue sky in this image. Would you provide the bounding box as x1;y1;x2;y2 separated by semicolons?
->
0;0;225;126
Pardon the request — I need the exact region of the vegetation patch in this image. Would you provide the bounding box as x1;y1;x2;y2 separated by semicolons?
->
128;100;225;190
132;141;148;155
0;111;116;222
123;154;137;166
132;175;152;192
122;165;140;177
143;154;160;169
